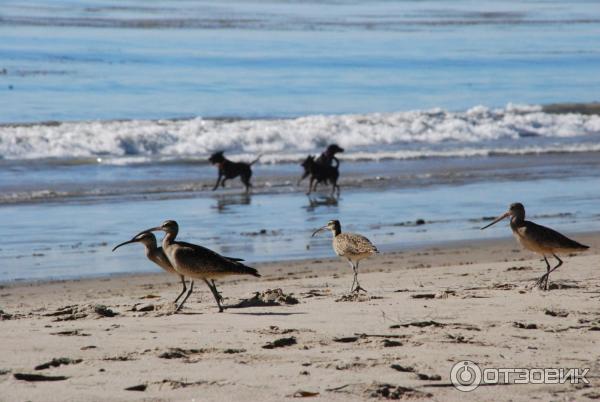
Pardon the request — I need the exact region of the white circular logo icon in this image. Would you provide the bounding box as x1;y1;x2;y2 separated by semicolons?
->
450;360;482;392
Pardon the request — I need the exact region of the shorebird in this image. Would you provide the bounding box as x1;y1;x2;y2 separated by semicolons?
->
138;220;260;312
481;202;589;290
312;219;378;293
112;232;192;308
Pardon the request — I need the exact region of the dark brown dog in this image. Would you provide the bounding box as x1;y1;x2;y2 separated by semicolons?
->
315;144;344;167
299;155;340;196
209;151;260;193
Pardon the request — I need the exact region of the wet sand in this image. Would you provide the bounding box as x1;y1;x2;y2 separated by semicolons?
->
1;234;599;401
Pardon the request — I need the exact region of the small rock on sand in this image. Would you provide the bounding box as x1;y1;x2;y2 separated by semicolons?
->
124;384;147;392
132;303;154;312
14;373;69;382
263;337;297;349
35;357;82;371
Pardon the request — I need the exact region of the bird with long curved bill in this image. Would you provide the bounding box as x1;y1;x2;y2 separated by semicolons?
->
312;219;378;293
112;232;192;310
136;220;260;312
481;203;589;290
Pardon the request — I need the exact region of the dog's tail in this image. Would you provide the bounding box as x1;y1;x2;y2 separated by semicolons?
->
249;154;262;165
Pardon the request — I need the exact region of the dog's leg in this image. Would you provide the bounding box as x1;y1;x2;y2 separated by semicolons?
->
212;173;222;191
333;178;340;197
241;171;252;194
307;177;314;195
298;172;309;186
242;179;251;194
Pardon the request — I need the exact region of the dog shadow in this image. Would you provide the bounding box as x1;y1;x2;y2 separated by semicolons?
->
304;194;339;212
213;194;252;212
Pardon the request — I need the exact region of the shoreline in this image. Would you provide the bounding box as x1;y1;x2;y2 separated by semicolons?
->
3;150;600;207
1;233;598;401
2;231;598;288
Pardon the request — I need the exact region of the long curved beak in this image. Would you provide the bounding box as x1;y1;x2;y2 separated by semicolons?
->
480;212;510;230
311;226;327;237
134;226;162;238
112;239;136;252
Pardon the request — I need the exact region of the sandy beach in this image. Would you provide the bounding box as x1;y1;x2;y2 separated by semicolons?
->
1;234;599;401
3;0;600;401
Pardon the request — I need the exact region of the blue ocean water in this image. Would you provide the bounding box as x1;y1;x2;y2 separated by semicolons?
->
1;0;600;282
1;0;600;122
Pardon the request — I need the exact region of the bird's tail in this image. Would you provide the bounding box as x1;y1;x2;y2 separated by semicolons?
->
247;267;261;277
238;264;261;277
570;239;590;250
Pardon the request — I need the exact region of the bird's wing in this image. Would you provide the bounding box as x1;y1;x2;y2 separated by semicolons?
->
175;241;244;261
522;221;588;250
173;242;259;277
223;256;245;262
342;233;378;254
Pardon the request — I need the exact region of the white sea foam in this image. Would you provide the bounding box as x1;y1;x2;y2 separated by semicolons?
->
1;104;599;163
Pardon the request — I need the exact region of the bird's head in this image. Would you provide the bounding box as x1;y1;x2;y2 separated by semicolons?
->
136;220;179;238
312;219;341;237
112;231;157;252
481;202;525;230
158;220;179;233
508;202;525;220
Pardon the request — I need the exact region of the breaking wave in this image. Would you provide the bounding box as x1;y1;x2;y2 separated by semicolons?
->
1;104;599;164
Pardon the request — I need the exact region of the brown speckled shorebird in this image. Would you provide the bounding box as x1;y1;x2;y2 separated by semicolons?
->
481;202;589;290
112;232;191;309
312;219;378;293
138;220;260;312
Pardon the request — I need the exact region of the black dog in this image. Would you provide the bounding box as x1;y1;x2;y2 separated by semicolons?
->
299;155;340;196
208;151;261;193
315;144;344;167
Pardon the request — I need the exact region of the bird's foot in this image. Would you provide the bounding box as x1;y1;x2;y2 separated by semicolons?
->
213;291;224;303
352;285;368;293
534;275;548;290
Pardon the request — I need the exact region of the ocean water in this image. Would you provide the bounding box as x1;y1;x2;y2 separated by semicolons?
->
1;0;600;281
2;0;600;123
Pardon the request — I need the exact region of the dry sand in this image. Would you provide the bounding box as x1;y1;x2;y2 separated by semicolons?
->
1;234;599;401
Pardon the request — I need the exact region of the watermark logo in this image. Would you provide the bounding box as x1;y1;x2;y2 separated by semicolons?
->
450;361;590;392
450;360;482;392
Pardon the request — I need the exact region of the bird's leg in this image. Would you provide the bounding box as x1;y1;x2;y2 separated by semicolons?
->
173;275;187;305
347;260;357;292
352;261;367;293
535;256;552;289
211;279;224;302
204;279;224;313
544;254;564;291
176;280;194;312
